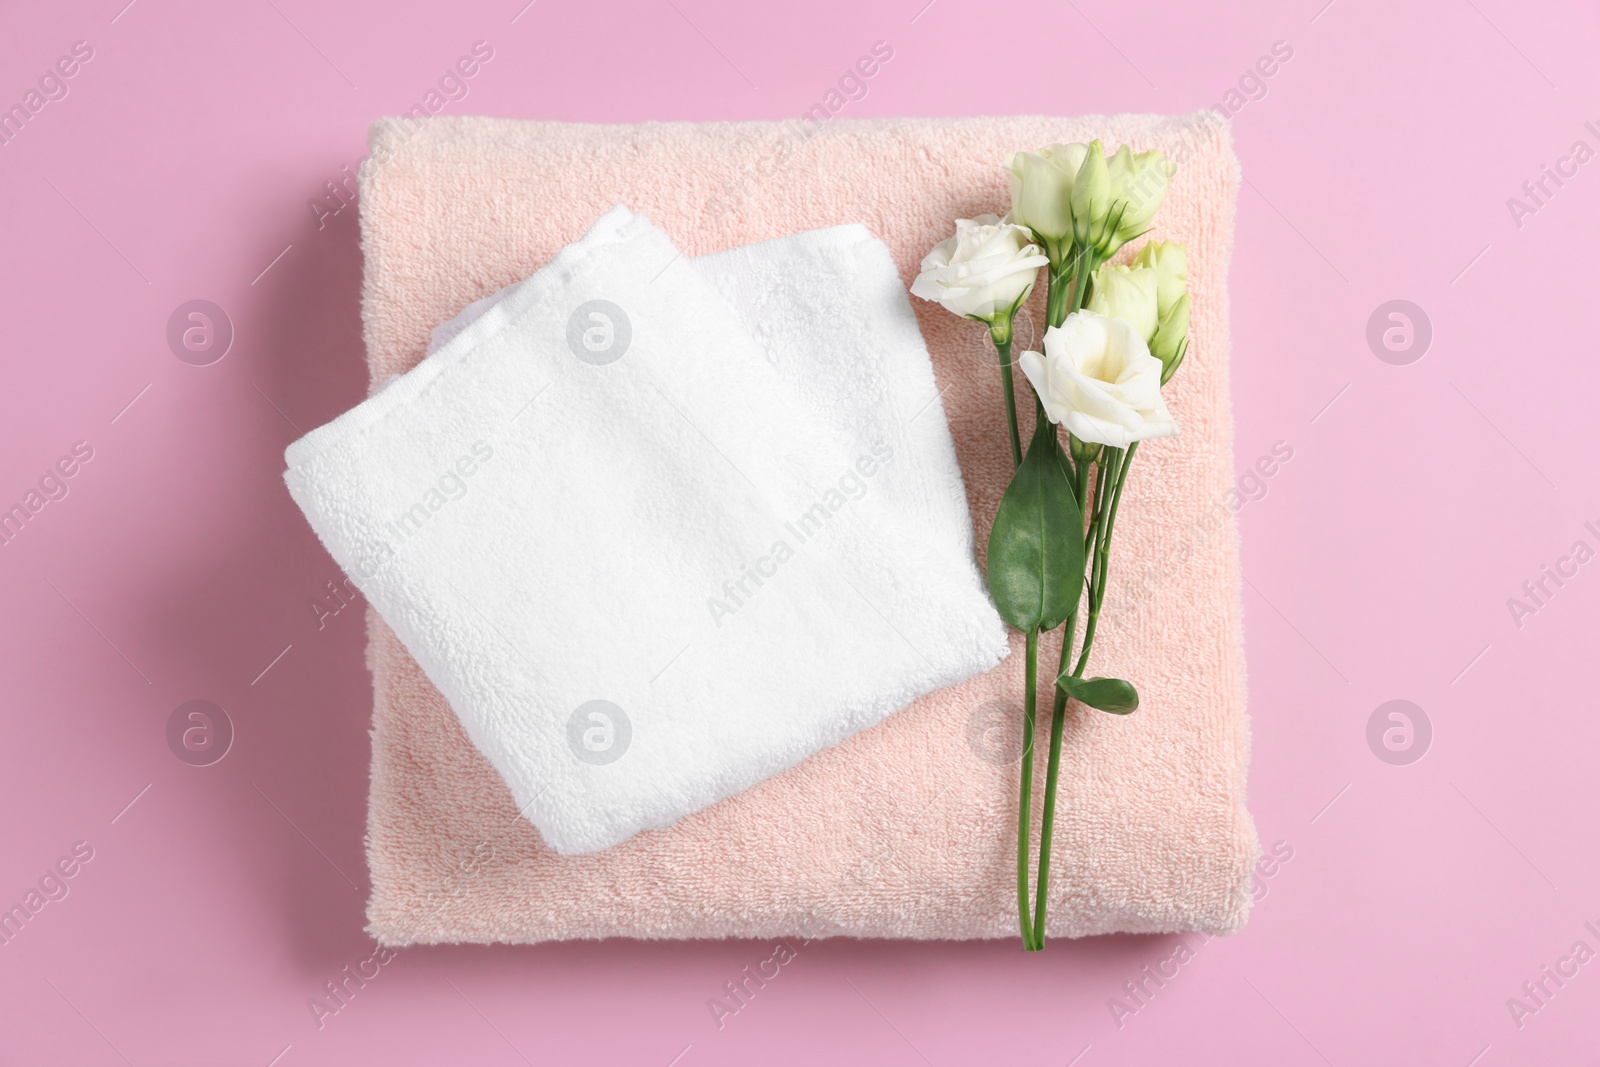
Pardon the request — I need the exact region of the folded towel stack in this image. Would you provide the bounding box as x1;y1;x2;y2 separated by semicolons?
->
343;114;1257;946
286;206;1009;854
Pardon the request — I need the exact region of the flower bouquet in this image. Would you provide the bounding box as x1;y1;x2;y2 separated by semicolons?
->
911;141;1189;951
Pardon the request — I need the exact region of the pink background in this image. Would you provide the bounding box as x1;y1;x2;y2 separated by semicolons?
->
1;0;1596;1063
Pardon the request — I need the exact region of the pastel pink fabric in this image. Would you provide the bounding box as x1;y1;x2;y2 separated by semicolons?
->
358;114;1258;944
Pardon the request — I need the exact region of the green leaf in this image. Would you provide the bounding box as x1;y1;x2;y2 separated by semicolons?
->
1057;675;1139;714
985;422;1085;632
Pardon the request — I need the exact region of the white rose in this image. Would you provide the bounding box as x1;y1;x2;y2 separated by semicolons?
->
910;215;1048;324
1018;310;1179;448
1086;263;1159;342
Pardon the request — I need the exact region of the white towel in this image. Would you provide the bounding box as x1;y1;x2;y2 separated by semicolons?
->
285;206;1008;854
427;223;982;572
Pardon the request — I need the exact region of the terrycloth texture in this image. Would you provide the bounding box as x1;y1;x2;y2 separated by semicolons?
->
425;224;984;576
358;114;1259;942
286;205;1008;854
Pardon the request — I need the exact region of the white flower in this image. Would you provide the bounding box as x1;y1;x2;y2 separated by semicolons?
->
1018;310;1179;448
1005;145;1089;249
1086;263;1159;342
910;215;1047;325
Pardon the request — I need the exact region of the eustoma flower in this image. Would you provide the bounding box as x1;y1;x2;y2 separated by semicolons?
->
1006;140;1172;329
1018;310;1179;448
1005;144;1088;263
911;214;1046;467
909;215;1047;332
913;138;1187;953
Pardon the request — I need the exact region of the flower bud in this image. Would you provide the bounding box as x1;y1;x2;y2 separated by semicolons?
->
1149;292;1190;384
1070;141;1111;249
1005;144;1088;251
1132;240;1187;318
1069;432;1101;468
1105;146;1171;248
1086;263;1159;343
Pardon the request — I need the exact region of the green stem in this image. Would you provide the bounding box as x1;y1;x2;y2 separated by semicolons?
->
1031;457;1096;947
1083;447;1116;614
1032;658;1068;948
993;336;1022;469
1006;282;1058;951
1017;628;1040;949
1045;265;1072;329
1045;248;1099;330
1073;443;1138;678
1030;252;1107;953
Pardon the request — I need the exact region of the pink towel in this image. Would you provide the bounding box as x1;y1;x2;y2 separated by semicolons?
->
358;114;1258;944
